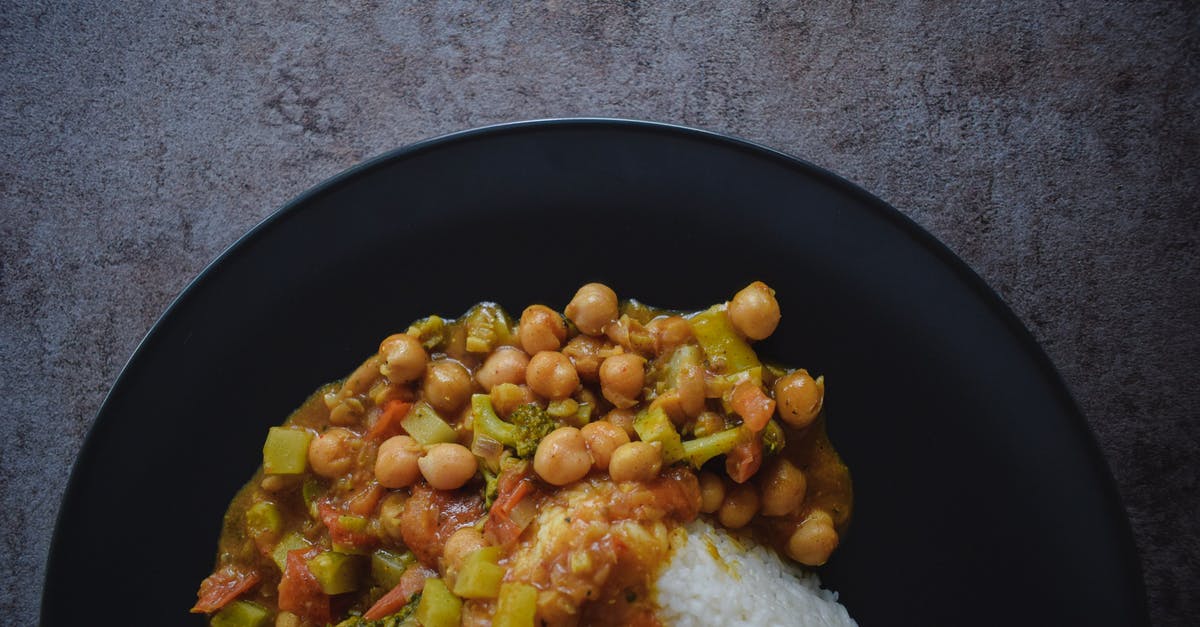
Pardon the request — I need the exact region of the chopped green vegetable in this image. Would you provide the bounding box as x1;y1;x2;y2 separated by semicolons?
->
680;426;745;468
244;501;281;540
335;594;421;627
546;398;579;419
262;427;313;474
452;547;504;599
307;551;365;595
406;315;447;350
481;466;500;509
761;419;786;456
302;477;324;517
471;395;557;458
415;578;462;627
463;303;516;354
400;401;457;445
210;600;270;627
371;549;416;590
494;582;538;627
634;406;685;463
271;532;311;572
688;305;761;374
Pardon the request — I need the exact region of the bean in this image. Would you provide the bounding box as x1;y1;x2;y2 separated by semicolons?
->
565;283;619;335
580;421;630;471
526;351;580;399
442;527;487;572
476;347;529;391
698;471;726;514
604;408;637;439
599;353;646;408
759;458;807;517
562;334;607;381
647;315;693;355
608;441;662;482
717;483;760;529
423;360;473;413
519;305;567;354
533;427;592;486
728;281;781;340
308;428;358;479
786;510;839;566
375;435;423;489
417;443;477;490
774;369;824;429
379;333;428;384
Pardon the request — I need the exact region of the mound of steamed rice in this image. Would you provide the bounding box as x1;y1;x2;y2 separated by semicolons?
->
654;519;856;626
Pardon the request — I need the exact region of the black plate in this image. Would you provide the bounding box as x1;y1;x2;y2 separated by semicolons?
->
42;119;1146;626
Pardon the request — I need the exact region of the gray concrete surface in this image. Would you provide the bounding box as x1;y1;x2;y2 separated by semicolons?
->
2;1;1196;624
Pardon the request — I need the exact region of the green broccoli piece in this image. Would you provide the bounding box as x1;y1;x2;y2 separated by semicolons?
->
507;403;557;458
762;419;786;456
334;593;421;627
471;395;557;459
481;466;500;509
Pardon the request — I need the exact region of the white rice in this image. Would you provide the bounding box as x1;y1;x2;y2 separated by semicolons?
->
654;520;857;627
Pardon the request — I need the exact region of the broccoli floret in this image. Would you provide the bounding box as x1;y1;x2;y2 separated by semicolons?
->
471;395;556;459
507;403;557;458
334;593;421;627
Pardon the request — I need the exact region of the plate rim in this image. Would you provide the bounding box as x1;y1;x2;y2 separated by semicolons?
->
40;117;1149;623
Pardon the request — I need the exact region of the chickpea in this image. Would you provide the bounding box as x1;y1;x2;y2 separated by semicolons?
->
533;427;592;486
774;370;824;429
519;305;567;354
476;347;529;391
526;351;580;399
375;435;423;489
692;411;726;438
308;428;359;478
717;483;760;529
604;408;637;439
423;360;473;413
275;612;301;627
417;443;478;490
562;334;607;381
580;421;630;471
379;333;428;383
759;459;807;517
728;281;781;340
647;315;693;355
599;353;646;408
491;383;537;417
608;441;662;482
442;527;487;572
565;282;619;335
787;510;839;566
698;471;726;514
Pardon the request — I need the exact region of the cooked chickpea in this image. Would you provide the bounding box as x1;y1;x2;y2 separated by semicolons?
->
519;304;568;354
476;347;529;391
565;282;619;335
378;492;409;542
308;428;359;478
604;408;637;439
787;510;839;566
728;281;781;340
417;443;478;490
692;411;726;438
698;471;726;514
580;421;630;471
562;335;607;381
275;612;301;627
533;427;592;486
375;435;423;489
717;483;760;529
647;315;693;355
676;361;706;417
422;360;473;414
599;353;646;408
774;369;824;429
379;333;428;383
608;441;662;482
442;527;487;572
759;458;807;517
526;351;580;399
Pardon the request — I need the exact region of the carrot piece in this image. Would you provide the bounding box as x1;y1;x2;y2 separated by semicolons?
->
191;565;261;613
726;431;763;483
731;381;776;432
368;400;413;441
277;547;330;624
484;469;535;547
363;564;436;620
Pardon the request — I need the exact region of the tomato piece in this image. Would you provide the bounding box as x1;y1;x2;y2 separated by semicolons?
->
191;564;261;613
726;432;763;483
277;547;330;624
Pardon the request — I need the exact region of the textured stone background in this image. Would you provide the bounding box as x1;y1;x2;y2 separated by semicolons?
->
2;1;1196;624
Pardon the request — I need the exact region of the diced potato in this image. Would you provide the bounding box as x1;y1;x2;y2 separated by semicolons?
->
415;578;462;627
306;551;365;595
494;582;538;627
451;547;504;599
262;427;313;475
210;600;270;627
